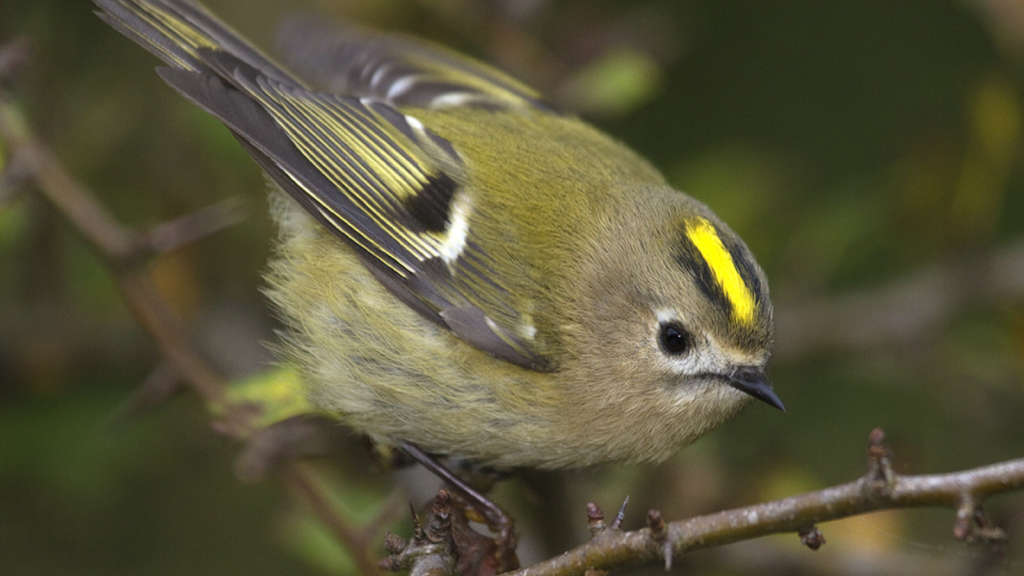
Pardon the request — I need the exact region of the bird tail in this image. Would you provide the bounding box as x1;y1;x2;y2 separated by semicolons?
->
94;0;299;85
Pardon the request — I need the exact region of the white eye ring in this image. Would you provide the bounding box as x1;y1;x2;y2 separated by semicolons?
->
654;308;677;324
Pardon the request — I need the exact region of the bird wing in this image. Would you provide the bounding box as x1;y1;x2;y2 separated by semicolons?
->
95;0;553;370
275;16;553;112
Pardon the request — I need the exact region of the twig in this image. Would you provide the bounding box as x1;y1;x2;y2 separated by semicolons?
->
0;94;235;418
106;361;184;428
146;196;247;255
510;429;1024;576
0;108;138;258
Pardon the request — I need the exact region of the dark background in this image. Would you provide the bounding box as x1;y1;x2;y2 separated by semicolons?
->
2;0;1023;574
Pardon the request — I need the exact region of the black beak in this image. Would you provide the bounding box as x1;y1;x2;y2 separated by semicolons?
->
728;366;785;411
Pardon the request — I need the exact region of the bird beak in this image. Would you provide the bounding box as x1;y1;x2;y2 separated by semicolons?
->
728;366;785;411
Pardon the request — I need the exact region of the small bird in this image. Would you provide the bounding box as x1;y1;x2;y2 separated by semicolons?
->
95;0;782;471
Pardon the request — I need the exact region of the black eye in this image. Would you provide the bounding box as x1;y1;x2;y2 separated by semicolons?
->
659;323;693;355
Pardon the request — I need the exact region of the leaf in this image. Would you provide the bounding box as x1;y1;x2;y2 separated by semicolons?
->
218;366;321;429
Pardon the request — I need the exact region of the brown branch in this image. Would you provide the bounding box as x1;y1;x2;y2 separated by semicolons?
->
0;95;235;416
0;109;137;258
510;429;1024;576
146;196;247;255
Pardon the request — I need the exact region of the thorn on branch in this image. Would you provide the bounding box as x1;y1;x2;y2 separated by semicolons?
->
646;509;666;540
866;427;896;488
954;500;1008;552
798;525;826;550
410;501;424;540
587;502;606;537
587;497;629;538
426;490;453;543
610;496;629;531
646;509;673;570
953;501;974;542
383;532;408;554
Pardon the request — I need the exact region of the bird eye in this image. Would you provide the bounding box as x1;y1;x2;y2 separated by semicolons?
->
658;323;693;355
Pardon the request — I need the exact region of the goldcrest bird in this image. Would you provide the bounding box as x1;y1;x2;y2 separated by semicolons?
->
95;0;783;470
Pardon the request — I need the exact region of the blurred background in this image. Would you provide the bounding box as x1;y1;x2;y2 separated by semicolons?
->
2;0;1024;574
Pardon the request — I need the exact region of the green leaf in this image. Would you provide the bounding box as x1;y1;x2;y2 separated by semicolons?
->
218;366;321;429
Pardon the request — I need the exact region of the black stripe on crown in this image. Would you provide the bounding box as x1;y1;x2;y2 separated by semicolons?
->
675;234;733;318
726;240;764;307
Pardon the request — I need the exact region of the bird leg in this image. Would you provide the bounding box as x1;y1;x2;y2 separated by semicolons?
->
399;442;518;569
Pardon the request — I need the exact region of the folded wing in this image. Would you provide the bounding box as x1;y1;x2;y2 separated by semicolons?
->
95;0;554;370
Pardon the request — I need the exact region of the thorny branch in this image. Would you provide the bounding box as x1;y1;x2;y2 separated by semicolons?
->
375;428;1024;576
507;429;1024;576
4;35;1024;576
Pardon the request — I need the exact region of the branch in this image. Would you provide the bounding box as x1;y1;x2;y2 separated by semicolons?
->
0;88;235;417
510;429;1023;576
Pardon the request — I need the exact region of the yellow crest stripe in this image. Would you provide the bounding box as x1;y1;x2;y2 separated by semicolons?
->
685;218;756;325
